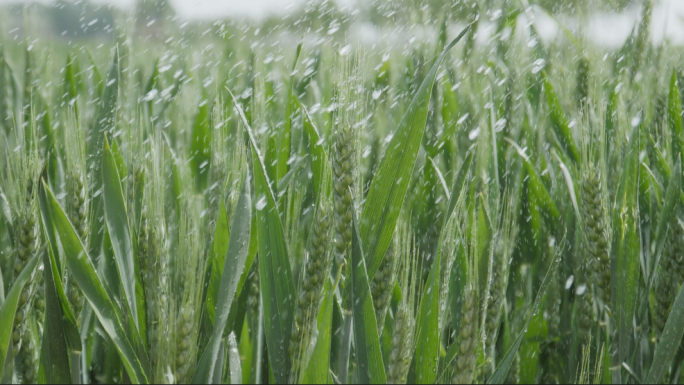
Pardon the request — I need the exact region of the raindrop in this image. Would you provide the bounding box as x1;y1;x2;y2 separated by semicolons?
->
256;195;267;211
565;275;574;290
576;284;587;295
531;59;545;74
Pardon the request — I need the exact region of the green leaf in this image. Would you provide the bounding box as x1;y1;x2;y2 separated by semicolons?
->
206;200;230;325
648;134;671;183
669;70;684;169
476;196;493;271
520;155;560;221
446;152;474;222
651;160;681;286
86;48;118;182
361;25;471;280
611;126;642;372
409;240;440;383
39;181;150;384
252;144;295;384
542;71;580;165
212;343;224;384
301;102;330;198
110;138;128;186
0;253;39;382
86;49;119;260
647;281;684;383
427;157;450;199
410;152;473;383
227;333;242;385
193;175;251;384
64;54;79;118
440;78;460;149
374;58;390;91
145;59;160;114
87;51;104;99
487;239;562;384
519;311;543;384
190;92;212;192
605;81;619;146
102;137;145;338
40;246;73;384
228;88;296;384
227;213;259;333
171;157;183;222
302;278;335;384
0;188;14;242
351;207;387;384
37;186;82;353
132;169;145;239
277;42;303;184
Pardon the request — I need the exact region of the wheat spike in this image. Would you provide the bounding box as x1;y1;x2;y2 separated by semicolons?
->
655;218;684;335
371;232;398;335
332;53;362;312
580;168;610;308
485;197;517;359
576;54;590;111
12;180;39;357
172;204;204;383
387;232;420;385
452;284;478;385
18;330;37;384
290;192;333;381
452;219;479;385
66;167;87;324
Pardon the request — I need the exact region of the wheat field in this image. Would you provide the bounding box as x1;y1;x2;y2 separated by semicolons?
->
0;0;683;384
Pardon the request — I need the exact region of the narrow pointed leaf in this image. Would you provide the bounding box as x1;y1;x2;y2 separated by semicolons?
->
38;186;82;353
64;54;79;117
190;92;211;192
227;333;242;385
669;70;684;169
409;243;440;383
252;144;295;384
86;49;119;260
0;253;39;382
542;71;580;165
651;160;681;286
193;175;251;384
487;240;562;384
87;51;104;99
40;246;73;384
206;200;230;325
132;169;145;238
522;158;560;221
301;102;330;198
302;278;335;384
361;25;471;280
440;78;460;147
351;208;386;384
40;181;149;384
410;153;472;383
277;42;303;183
211;343;224;384
102;137;145;337
647;281;684;383
86;48;118;181
228;88;296;384
649;134;671;182
611;126;642;371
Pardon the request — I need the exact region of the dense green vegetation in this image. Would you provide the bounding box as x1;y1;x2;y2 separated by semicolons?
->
0;0;683;384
